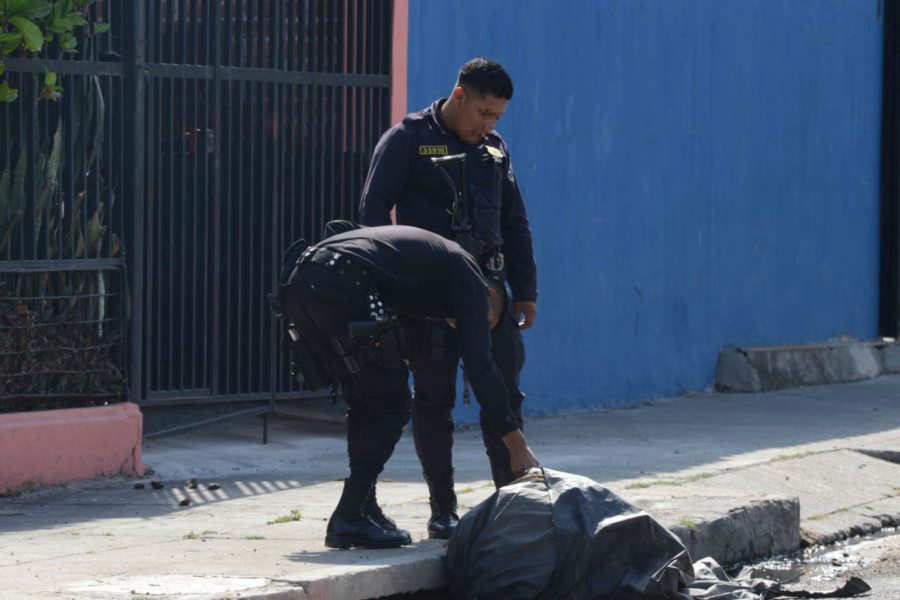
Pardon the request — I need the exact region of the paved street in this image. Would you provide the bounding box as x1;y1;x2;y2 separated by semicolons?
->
3;376;900;598
748;531;900;600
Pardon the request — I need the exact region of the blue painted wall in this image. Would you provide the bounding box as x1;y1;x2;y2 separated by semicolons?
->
406;1;884;420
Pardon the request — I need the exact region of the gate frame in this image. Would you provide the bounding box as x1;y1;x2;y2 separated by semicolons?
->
2;1;395;440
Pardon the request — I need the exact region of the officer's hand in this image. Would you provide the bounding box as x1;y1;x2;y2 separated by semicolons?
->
502;429;540;477
513;301;538;329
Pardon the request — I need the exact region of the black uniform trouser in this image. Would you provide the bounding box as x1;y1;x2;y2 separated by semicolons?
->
408;297;525;508
283;263;411;485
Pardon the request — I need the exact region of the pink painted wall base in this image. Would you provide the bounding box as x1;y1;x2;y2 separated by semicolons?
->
0;402;146;494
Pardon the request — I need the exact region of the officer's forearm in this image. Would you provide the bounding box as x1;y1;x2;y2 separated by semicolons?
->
502;429;540;476
466;360;520;436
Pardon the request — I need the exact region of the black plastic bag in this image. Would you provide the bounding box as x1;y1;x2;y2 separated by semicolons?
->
446;468;694;599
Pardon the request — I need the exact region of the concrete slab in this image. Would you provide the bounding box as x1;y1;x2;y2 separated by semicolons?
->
66;575;306;600
715;340;892;392
882;344;900;374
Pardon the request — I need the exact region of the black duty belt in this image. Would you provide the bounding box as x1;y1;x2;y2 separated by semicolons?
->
299;245;390;320
298;245;402;373
481;249;506;282
299;245;373;290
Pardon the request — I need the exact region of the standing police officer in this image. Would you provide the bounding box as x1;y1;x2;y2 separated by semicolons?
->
359;58;537;539
278;224;539;550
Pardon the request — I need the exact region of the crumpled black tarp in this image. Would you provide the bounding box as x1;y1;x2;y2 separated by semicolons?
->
445;468;870;600
446;468;693;599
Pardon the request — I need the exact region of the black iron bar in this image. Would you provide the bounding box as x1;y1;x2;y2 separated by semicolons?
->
200;0;211;392
148;74;159;393
270;0;283;396
142;389;331;407
249;72;259;392
142;404;270;439
1;317;118;329
139;63;387;87
127;0;147;403
166;73;176;392
300;0;310;241
24;74;38;260
181;0;188;65
3;58;123;76
190;78;200;390
210;0;224;395
2;369;117;377
168;0;175;64
1;344;118;356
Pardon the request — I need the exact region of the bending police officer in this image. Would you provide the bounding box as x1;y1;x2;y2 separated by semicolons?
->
359;57;538;538
277;224;540;550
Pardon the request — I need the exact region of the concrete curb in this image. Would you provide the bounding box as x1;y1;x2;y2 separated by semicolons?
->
668;496;800;565
281;498;800;599
715;339;897;392
65;575;309;600
289;546;445;600
221;586;307;600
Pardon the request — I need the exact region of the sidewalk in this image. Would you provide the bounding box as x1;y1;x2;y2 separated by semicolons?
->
3;376;900;600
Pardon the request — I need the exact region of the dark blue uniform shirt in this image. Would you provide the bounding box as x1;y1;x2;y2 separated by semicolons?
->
359;99;537;302
317;225;521;437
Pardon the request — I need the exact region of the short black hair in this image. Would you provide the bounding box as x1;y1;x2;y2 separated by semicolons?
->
456;57;513;100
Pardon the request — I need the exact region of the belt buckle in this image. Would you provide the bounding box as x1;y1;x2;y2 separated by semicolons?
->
485;251;504;274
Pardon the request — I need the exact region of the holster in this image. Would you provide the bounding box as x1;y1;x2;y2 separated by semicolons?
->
286;325;335;390
343;317;408;370
272;236;338;390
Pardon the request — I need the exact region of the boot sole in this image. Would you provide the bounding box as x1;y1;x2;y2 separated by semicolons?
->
325;535;412;550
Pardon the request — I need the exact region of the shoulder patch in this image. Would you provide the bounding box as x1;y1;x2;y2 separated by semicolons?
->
485;145;504;159
419;145;449;156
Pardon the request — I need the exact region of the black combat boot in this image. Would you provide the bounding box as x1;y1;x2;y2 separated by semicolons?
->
424;474;459;540
428;510;459;540
365;481;407;537
325;478;412;549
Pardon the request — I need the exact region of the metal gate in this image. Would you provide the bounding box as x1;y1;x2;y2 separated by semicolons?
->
0;1;393;436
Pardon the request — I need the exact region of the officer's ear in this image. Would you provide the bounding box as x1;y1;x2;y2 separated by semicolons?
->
450;85;466;104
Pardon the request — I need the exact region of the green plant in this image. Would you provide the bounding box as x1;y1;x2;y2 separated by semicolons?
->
0;0;110;102
267;509;302;525
0;58;123;407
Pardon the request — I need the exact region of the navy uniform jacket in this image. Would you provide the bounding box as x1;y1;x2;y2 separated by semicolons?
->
316;225;520;436
359;99;537;303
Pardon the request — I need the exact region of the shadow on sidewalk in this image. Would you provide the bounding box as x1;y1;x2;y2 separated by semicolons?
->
0;473;343;534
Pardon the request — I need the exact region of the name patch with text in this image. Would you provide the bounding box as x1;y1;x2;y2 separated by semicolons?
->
418;145;449;156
